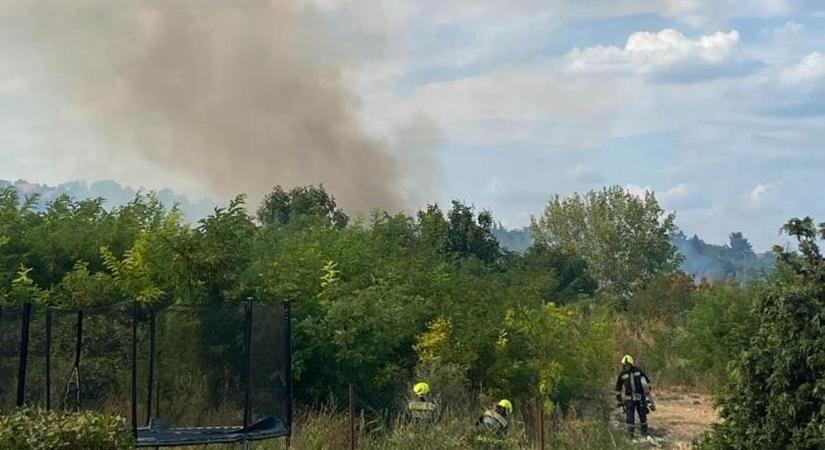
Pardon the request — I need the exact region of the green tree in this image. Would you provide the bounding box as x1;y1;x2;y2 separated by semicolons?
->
417;201;501;263
256;185;348;228
533;186;681;300
727;232;755;263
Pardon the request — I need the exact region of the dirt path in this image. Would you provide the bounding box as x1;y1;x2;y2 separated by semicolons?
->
614;389;719;449
652;390;718;447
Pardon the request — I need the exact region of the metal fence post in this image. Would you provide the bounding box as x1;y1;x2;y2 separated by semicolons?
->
539;405;545;450
349;383;356;450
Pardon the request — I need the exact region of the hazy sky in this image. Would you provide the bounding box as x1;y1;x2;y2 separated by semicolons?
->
2;1;824;250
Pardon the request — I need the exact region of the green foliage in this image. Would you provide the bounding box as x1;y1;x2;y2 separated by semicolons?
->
679;282;758;383
490;303;613;413
5;266;46;307
533;186;681;300
444;201;500;263
0;407;132;450
609;273;760;388
700;217;825;449
0;182;735;423
257;185;348;228
627;272;696;324
414;201;501;263
50;261;118;307
0;191;175;307
101;237;163;304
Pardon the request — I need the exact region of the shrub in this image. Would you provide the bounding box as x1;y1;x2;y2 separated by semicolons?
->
679;282;758;385
700;218;825;449
0;407;132;450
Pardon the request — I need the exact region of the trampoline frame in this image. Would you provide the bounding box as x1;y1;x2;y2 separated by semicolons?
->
2;298;293;447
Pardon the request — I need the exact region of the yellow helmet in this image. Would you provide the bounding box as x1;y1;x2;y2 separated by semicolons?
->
621;354;634;365
413;382;430;396
498;399;513;414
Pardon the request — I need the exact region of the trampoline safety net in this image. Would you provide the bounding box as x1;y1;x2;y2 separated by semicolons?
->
0;301;292;447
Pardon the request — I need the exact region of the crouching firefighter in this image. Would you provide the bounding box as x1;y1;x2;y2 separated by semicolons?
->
407;382;438;423
475;399;512;435
615;355;654;436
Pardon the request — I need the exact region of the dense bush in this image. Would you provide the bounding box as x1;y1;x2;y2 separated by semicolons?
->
679;282;759;384
700;218;825;449
0;407;132;450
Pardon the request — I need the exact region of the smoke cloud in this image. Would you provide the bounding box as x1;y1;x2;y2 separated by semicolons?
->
0;0;419;211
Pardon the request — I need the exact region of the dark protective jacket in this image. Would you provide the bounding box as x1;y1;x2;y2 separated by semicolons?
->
615;365;650;402
407;398;437;422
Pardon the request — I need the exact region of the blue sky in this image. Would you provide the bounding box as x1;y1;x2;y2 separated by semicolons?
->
346;0;825;250
2;0;825;250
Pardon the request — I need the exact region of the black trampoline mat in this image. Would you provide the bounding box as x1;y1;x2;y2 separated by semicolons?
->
136;416;288;447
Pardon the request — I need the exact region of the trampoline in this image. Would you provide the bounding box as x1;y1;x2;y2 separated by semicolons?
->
0;299;292;447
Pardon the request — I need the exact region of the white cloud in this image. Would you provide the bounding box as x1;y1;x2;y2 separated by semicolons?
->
625;184;652;199
0;74;26;94
0;60;27;95
773;20;805;39
361;61;633;147
658;183;710;211
565;29;742;80
662;183;693;200
664;0;792;25
571;164;604;183
747;183;780;210
781;52;825;85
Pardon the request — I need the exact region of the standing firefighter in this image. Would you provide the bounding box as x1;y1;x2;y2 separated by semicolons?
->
615;355;654;436
475;399;513;435
407;382;437;423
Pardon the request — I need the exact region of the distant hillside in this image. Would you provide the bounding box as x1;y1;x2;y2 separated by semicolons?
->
492;225;773;281
1;179;217;222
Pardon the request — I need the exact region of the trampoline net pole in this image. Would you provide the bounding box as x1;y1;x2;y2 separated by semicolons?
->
243;297;253;430
131;301;138;439
285;301;293;433
146;308;156;424
63;310;84;412
46;307;52;410
16;303;32;407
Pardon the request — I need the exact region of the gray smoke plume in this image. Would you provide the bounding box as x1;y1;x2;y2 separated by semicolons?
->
0;0;418;211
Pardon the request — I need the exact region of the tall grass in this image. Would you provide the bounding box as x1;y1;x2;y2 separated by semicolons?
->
172;405;636;450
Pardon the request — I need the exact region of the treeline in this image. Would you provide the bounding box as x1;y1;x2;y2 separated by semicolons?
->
1;184;822;448
671;232;773;281
493;222;773;282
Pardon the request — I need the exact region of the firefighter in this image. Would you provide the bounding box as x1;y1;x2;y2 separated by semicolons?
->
407;382;437;423
615;354;654;436
475;399;512;434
